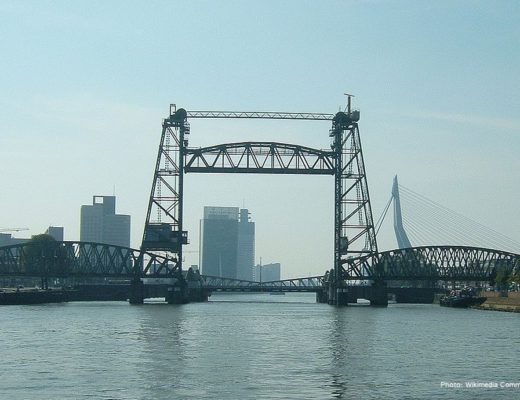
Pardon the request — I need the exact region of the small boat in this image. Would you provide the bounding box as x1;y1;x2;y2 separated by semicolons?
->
440;287;486;308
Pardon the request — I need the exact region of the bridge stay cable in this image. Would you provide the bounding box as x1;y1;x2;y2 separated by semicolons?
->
398;184;520;253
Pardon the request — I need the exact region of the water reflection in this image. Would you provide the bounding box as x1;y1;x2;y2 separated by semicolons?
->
4;299;518;399
134;303;189;399
325;306;380;399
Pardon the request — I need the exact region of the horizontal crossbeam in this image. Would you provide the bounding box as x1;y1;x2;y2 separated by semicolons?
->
186;111;334;121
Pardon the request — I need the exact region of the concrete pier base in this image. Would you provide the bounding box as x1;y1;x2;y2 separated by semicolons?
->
316;287;349;306
369;283;388;307
129;279;144;305
336;288;349;306
165;286;187;304
316;290;328;304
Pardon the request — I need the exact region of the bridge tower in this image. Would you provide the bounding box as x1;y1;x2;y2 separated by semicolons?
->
139;100;378;305
142;105;190;277
392;175;412;249
329;96;378;304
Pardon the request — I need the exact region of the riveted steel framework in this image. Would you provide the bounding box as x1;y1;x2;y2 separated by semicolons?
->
142;106;378;287
186;111;335;120
1;243;517;286
343;246;520;282
185;142;335;175
200;274;324;292
0;242;178;278
141;106;190;274
330;113;378;266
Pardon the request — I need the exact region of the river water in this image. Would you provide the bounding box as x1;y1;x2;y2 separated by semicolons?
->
1;293;519;399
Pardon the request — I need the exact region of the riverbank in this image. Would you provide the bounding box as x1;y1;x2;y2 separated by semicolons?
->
473;292;520;313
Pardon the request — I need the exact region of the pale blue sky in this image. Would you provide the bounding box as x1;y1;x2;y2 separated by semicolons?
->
1;1;519;278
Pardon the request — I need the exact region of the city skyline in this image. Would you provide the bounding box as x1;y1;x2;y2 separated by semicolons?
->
1;1;519;279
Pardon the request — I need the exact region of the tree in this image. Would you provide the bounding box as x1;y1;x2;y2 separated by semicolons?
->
22;234;69;277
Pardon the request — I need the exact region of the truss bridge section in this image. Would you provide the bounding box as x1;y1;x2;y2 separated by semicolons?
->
342;245;520;282
199;275;324;292
185;142;335;175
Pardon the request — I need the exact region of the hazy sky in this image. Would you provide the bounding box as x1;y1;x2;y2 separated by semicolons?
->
1;1;518;278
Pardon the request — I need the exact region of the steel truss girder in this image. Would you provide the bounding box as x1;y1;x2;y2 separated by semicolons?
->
185;142;335;175
0;242;179;278
200;274;324;292
342;246;520;282
187;111;334;120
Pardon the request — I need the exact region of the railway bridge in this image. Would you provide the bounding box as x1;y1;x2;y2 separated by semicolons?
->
1;100;519;305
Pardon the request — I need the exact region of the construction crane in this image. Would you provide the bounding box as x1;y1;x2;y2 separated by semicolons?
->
0;227;29;233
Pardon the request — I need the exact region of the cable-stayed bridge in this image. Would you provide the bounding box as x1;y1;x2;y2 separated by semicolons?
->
374;176;520;254
1;102;519;305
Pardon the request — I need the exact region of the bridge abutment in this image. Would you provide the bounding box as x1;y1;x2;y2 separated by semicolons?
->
317;283;389;306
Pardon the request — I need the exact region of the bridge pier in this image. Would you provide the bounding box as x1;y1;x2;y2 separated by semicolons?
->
369;282;388;307
336;287;349;306
316;285;349;306
316;289;328;304
318;283;389;306
165;285;189;304
129;278;144;305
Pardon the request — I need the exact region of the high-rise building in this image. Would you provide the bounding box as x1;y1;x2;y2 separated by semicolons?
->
80;196;130;247
254;262;281;282
199;206;255;280
237;209;255;281
199;207;239;278
45;226;64;241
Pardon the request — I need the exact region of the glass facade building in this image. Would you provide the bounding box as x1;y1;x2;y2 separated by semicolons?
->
200;206;255;280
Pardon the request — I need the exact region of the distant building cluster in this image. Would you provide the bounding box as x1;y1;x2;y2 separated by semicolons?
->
199;206;280;281
0;226;64;246
0;195;130;249
254;262;281;282
80;196;130;247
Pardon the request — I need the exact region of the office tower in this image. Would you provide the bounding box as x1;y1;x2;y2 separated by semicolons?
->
45;226;64;241
199;207;239;278
199;207;255;280
237;209;255;281
254;262;281;282
80;196;130;247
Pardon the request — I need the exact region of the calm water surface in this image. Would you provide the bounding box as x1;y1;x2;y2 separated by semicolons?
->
1;293;519;399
